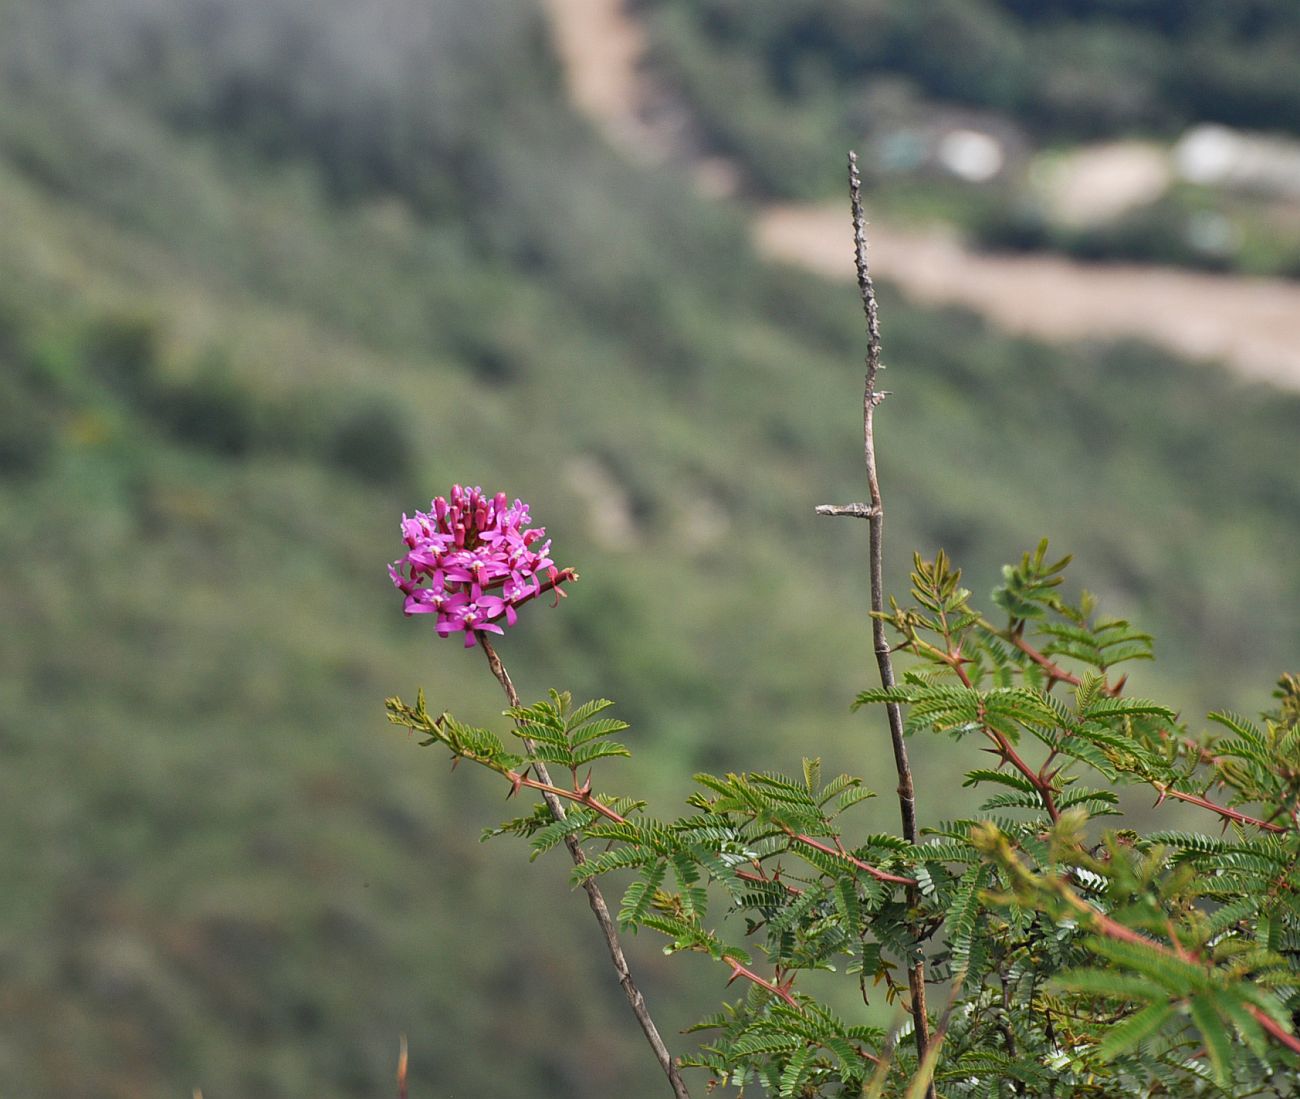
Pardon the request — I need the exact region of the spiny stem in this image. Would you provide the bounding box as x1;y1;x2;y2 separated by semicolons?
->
737;865;804;896
783;827;918;887
1151;783;1287;834
848;150;934;1095
478;636;691;1099
722;956;802;1011
498;768;628;822
979;620;1124;698
948;646;1061;821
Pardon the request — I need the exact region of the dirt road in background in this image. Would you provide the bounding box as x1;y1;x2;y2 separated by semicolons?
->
542;0;658;156
760;207;1300;389
544;0;1300;391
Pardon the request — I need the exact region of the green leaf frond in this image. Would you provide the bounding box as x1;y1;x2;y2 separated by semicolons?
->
481;801;554;842
1040;619;1155;671
528;808;595;860
503;693;632;770
391;545;1300;1095
991;538;1072;621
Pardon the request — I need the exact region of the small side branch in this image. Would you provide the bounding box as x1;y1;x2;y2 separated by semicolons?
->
998;628;1122;697
1151;783;1287;834
949;652;1060;821
784;827;918;887
499;768;629;823
723;956;800;1010
479;636;691;1099
815;503;880;519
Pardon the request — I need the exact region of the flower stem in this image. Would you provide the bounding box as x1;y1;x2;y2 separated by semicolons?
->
478;635;691;1099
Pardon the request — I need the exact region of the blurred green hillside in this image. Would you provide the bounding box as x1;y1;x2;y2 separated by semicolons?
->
644;0;1300;161
1;1;1298;1096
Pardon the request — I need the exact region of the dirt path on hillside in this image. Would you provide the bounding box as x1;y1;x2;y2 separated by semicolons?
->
542;0;658;156
760;207;1300;388
544;0;1300;391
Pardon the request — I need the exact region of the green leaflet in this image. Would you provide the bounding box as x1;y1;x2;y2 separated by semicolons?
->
1095;1000;1176;1060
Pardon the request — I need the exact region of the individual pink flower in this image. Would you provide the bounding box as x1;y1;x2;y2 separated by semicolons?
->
434;586;506;647
390;485;573;647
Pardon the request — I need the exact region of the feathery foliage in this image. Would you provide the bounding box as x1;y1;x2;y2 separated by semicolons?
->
391;546;1300;1094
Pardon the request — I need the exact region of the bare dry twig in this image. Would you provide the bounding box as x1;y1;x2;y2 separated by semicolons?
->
819;151;935;1096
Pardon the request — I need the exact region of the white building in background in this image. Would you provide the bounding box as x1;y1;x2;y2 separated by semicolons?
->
1175;125;1300;201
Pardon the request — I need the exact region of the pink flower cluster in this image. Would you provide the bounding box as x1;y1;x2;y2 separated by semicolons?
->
389;485;569;647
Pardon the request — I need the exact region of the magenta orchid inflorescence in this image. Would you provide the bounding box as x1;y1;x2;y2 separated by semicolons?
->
389;485;574;647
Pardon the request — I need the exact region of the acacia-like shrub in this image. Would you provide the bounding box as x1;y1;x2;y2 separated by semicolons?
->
385;159;1300;1098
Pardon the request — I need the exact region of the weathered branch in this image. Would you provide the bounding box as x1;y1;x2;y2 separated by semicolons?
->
845;150;934;1094
814;502;880;519
479;636;691;1099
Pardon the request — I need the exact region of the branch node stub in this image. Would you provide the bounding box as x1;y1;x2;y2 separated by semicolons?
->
815;503;881;519
867;389;890;407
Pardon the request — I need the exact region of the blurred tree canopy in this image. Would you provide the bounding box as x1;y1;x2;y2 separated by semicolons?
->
640;0;1300;193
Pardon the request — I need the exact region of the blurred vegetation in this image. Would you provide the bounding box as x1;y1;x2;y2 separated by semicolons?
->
968;184;1300;278
639;0;1300;279
1;1;1298;1097
639;0;1300;194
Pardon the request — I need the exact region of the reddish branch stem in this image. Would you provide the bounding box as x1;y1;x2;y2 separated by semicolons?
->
1151;783;1287;834
986;726;1060;822
500;768;628;823
785;828;918;887
950;655;1061;822
721;959;885;1066
723;956;801;1010
999;630;1121;697
498;765;811;895
963;629;1273;834
737;866;804;896
1252;1007;1300;1056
